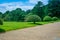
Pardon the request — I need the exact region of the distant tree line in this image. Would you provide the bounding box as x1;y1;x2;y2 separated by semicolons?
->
0;0;60;22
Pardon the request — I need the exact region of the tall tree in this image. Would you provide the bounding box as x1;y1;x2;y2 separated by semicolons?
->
10;8;26;21
0;12;3;18
26;9;31;14
48;0;60;18
3;11;11;21
10;8;22;21
31;1;45;21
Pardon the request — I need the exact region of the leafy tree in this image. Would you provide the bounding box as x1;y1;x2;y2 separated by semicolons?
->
2;0;60;22
25;15;41;24
3;11;11;21
25;13;34;18
8;8;26;21
48;0;60;18
10;8;22;21
26;10;31;14
18;10;26;21
0;12;3;18
0;19;3;25
32;1;45;21
43;5;49;16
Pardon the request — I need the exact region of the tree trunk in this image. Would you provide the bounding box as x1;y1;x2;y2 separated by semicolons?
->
33;21;35;24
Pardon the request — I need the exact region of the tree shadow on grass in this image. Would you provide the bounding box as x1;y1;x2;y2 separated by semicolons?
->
30;23;43;25
0;28;6;33
35;23;43;25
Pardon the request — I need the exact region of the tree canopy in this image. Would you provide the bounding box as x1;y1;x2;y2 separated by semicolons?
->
0;0;60;22
48;0;60;18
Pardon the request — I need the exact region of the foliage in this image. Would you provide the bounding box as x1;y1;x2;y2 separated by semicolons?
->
0;1;60;22
31;1;45;21
25;15;41;24
0;19;3;25
52;17;58;21
43;16;52;21
3;8;26;21
25;13;34;19
26;10;31;14
48;0;60;18
0;28;6;33
0;12;3;18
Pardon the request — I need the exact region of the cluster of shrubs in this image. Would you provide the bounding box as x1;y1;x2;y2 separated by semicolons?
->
43;16;58;21
25;15;58;24
0;15;58;24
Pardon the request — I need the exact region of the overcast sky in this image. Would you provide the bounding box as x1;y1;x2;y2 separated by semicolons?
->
0;0;48;13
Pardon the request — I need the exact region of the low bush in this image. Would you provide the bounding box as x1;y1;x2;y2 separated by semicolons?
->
43;16;52;21
52;17;58;21
0;28;6;33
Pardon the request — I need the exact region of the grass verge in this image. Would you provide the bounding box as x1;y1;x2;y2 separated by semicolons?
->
0;22;50;32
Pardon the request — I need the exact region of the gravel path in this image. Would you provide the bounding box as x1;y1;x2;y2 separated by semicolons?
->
0;22;60;40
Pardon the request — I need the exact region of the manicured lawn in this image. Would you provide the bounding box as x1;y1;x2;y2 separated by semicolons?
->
0;22;49;32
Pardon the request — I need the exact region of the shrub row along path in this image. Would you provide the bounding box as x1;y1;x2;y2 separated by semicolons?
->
0;22;60;40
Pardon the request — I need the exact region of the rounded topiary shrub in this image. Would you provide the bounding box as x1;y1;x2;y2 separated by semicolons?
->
0;28;6;33
43;16;52;21
52;17;58;21
25;15;41;24
0;19;3;25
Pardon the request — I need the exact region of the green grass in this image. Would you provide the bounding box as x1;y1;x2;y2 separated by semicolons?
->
0;22;49;32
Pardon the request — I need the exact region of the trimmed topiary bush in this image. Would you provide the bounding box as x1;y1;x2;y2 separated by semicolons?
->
0;19;3;25
0;28;6;33
25;15;41;24
43;16;52;21
52;17;58;21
